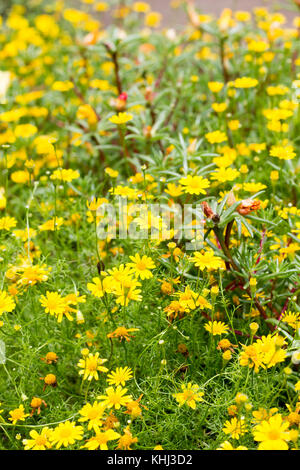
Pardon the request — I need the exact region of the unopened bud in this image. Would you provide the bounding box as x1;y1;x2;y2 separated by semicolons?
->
249;277;257;296
227;190;236;207
292;350;300;365
223;350;232;361
76;310;85;324
250;322;259;334
211;285;219;303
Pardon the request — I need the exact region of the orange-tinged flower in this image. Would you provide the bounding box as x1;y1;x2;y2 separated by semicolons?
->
81;429;120;450
237;199;260;215
116;426;138;450
107;326;139;342
9;405;29;424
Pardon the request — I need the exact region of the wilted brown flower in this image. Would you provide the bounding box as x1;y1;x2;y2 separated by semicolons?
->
237;199;260;215
201;201;214;219
227;191;260;215
176;343;189;357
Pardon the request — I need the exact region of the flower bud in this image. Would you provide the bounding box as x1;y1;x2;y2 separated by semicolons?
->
227;190;237;207
250;322;259;334
292;350;300;365
249;277;257;296
223;350;232;361
76;310;85;324
235;393;248;404
211;285;219;303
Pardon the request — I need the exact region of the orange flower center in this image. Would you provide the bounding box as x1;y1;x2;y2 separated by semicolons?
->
268;429;281;440
35;436;47;446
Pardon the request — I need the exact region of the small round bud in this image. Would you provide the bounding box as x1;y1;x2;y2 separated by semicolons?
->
250;322;259;334
223;350;232;361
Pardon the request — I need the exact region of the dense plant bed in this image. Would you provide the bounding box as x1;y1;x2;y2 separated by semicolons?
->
0;0;299;451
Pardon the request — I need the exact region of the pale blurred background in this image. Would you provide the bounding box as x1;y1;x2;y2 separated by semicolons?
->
1;0;298;24
147;0;296;25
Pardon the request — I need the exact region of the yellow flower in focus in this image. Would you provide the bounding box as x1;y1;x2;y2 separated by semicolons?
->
78;401;106;431
107;367;133;386
179;175;210;195
107;326;139;342
77;352;108;381
127;254;155;280
165;183;183;198
50;421;83;449
9;405;29;425
97;386;132;410
23;428;52;450
217;441;248;450
173;383;204;409
281;311;300;330
204;321;229;336
223;417;247;439
190;249;223;271
253;414;290;450
81;429;121;450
